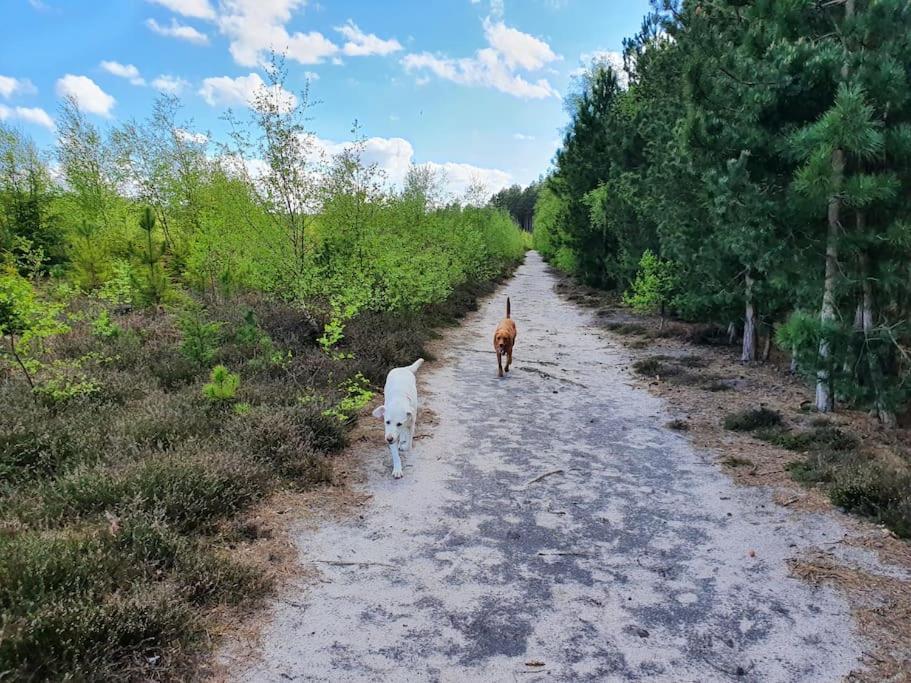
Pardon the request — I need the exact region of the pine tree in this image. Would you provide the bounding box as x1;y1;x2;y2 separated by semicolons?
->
135;206;168;305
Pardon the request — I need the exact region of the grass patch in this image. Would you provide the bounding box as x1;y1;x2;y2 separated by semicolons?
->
632;356;680;377
754;422;910;538
786;451;911;538
756;425;857;453
720;455;754;468
606;322;647;336
723;408;782;431
633;358;662;375
701;380;733;392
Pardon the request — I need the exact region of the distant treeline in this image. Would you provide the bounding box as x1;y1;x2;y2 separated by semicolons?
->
534;0;911;424
490;183;539;232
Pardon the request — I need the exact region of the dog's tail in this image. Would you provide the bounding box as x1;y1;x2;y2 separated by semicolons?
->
406;358;425;374
506;297;511;319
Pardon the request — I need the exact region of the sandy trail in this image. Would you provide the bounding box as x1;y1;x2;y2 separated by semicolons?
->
232;252;883;682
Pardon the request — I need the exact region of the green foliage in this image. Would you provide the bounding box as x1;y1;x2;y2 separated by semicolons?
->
97;260;137;307
134;207;169;306
0;267;69;390
489;182;538;231
178;308;221;366
623;250;679;319
323;373;374;423
91;309;120;338
202;365;239;403
537;0;911;421
723;408;783;432
33;373;102;407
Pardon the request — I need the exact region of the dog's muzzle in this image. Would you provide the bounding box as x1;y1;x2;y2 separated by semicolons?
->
386;435;395;444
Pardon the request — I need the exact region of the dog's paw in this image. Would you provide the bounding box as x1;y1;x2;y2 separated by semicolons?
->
392;468;403;479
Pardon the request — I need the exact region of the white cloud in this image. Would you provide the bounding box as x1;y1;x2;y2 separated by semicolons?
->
100;61;146;86
147;0;215;20
336;21;402;57
427;160;511;198
402;19;559;99
315;135;512;197
213;2;399;68
151;74;190;94
0;104;55;130
146;17;210;45
216;0;337;67
574;50;629;88
513;132;535;141
403;50;558;99
199;72;297;112
482;19;557;70
176;128;208;144
303;71;320;81
55;75;116;117
0;76;37;99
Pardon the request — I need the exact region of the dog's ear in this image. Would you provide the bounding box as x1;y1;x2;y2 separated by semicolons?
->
372;405;385;419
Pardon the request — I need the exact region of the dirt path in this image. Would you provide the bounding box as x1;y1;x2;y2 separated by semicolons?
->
229;252;900;682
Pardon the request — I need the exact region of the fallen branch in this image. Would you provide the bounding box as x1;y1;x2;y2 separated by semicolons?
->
700;654;755;678
315;560;393;568
524;469;565;486
538;551;588;557
780;496;800;507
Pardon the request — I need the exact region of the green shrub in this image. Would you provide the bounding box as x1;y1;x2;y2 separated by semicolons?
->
147;347;200;389
0;583;192;681
623;250;679;323
633;358;661;375
91;309;120;338
229;404;343;482
323;373;374;423
202;365;240;403
0;396;107;483
178;309;221;366
109;391;213;451
723;408;782;431
757;425;857;453
32;453;268;533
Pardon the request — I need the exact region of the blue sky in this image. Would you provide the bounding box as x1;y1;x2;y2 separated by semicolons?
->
1;0;650;194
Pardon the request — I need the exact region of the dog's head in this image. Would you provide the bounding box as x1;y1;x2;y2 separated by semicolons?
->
494;331;510;356
372;404;412;445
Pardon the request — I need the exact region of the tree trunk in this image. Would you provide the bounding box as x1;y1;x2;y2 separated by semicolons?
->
816;0;854;414
860;247;897;427
727;322;737;346
816;161;842;413
762;324;773;363
741;270;757;362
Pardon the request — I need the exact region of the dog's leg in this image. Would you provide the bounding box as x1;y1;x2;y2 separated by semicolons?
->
389;443;403;479
506;347;512;373
497;350;504;378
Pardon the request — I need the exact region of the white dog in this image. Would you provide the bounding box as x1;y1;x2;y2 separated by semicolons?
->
372;358;424;479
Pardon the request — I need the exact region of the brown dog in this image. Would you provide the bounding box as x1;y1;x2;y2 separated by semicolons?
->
493;297;516;378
